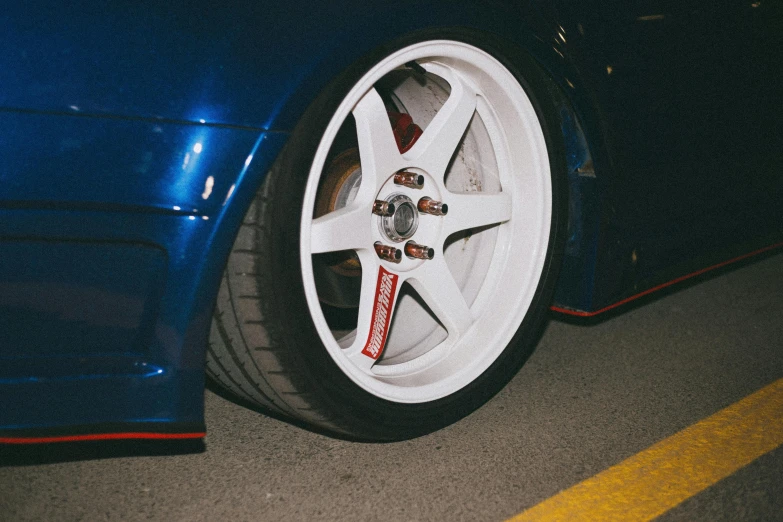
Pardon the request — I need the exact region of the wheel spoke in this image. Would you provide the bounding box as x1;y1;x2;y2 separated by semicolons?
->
310;204;372;254
406;67;477;178
346;251;404;370
408;256;473;339
443;192;512;237
352;87;404;202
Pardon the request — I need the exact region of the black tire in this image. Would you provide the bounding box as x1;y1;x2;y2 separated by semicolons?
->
206;30;567;441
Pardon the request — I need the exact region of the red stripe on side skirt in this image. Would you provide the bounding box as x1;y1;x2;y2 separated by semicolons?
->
551;241;783;318
0;432;206;444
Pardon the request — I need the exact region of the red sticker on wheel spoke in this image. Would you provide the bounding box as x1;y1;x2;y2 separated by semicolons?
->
361;266;399;360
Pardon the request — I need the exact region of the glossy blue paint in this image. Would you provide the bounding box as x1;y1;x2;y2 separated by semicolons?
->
0;1;553;131
0;112;259;215
552;106;601;312
0;131;289;432
0;240;165;359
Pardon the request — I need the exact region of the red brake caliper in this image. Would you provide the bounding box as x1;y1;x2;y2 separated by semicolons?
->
388;111;423;153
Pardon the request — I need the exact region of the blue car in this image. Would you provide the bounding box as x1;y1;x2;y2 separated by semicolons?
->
2;1;781;443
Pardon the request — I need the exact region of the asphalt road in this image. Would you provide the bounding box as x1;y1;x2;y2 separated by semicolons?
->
1;252;782;521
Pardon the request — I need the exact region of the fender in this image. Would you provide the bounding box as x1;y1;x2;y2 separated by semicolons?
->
0;0;610;438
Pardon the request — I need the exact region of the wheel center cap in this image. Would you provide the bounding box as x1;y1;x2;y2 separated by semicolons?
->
380;194;418;242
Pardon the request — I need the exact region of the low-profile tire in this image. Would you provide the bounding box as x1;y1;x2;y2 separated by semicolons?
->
207;31;567;441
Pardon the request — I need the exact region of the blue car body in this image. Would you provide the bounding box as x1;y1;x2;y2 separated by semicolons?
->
1;1;781;441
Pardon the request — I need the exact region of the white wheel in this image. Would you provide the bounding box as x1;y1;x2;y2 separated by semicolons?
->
301;41;552;402
207;34;565;440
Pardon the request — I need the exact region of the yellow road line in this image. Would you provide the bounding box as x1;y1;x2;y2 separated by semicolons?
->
508;377;783;522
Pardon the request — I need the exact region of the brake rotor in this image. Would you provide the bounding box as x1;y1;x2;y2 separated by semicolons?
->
315;148;363;277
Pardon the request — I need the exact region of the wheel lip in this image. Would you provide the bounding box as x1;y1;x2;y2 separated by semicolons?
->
299;39;553;404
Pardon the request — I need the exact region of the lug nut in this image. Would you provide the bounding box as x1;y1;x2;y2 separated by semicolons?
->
394;171;424;189
372;200;395;217
374;242;402;263
404;241;435;260
418;197;448;216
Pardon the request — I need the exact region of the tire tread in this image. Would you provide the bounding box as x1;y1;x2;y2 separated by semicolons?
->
206;170;351;434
